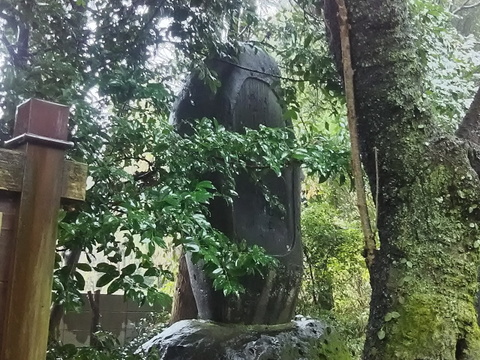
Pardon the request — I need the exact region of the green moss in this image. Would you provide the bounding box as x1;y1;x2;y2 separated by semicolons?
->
384;293;467;359
366;137;480;359
311;326;352;360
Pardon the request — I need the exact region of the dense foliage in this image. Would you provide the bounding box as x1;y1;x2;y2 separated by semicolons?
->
1;0;479;358
0;0;350;328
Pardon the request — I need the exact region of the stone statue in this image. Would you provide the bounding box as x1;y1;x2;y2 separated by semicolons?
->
171;44;303;325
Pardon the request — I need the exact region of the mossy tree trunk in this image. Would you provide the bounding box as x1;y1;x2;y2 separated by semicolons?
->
324;1;480;359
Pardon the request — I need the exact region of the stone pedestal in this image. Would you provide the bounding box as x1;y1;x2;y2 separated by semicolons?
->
137;319;351;360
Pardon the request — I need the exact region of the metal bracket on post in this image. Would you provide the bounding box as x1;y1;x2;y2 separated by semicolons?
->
0;99;87;360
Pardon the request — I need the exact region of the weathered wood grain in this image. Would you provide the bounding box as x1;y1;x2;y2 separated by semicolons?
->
0;149;24;193
62;161;88;202
2;144;66;360
0;193;19;358
0;281;7;343
0;149;88;201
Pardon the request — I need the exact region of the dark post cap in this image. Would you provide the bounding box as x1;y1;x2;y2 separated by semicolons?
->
5;98;73;149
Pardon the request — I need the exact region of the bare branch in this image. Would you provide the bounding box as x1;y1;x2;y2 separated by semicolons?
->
462;0;480;9
215;58;305;83
453;0;471;12
336;0;376;269
456;85;480;145
453;0;480;14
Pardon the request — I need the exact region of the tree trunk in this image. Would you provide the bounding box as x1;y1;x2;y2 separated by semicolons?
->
48;247;82;341
169;251;198;324
87;290;101;349
324;1;480;359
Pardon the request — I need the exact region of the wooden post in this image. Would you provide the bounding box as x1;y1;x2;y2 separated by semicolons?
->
0;99;87;360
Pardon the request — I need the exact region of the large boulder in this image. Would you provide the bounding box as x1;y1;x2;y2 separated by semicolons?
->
136;318;351;360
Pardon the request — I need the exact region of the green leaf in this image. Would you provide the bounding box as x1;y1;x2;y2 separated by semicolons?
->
304;33;313;48
96;273;116;288
121;264;137;276
196;180;215;190
298;81;305;93
107;278;123;294
76;263;92;272
95;262;118;274
385;311;400;322
144;267;159;277
131;274;144;284
74;271;86;290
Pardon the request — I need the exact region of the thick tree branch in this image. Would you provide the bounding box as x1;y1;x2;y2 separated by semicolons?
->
1;0;32;68
335;0;376;269
87;290;101;348
0;8;22;66
323;0;429;193
48;247;82;340
456;85;480;145
15;22;30;66
1;34;18;64
169;251;198;324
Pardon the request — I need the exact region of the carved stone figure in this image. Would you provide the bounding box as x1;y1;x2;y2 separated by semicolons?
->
172;44;302;325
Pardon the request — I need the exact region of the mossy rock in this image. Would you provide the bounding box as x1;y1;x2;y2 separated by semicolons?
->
137;318;351;360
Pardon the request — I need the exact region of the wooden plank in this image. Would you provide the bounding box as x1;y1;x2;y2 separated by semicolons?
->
0;149;24;192
0;228;15;282
0;149;87;201
62;161;88;201
0;195;19;283
0;194;18;358
0;281;7;343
